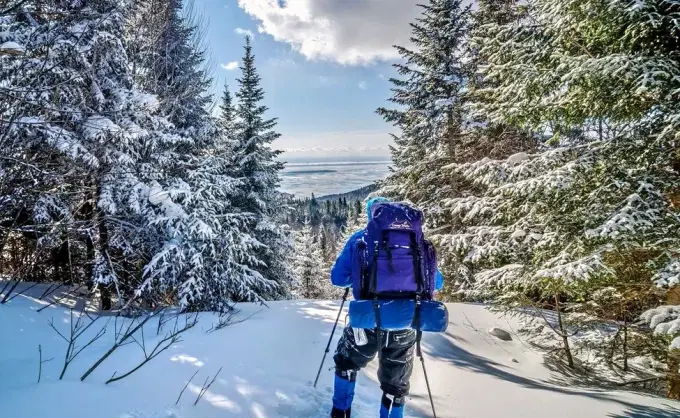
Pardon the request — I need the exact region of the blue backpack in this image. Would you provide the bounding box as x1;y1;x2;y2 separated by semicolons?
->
350;202;437;301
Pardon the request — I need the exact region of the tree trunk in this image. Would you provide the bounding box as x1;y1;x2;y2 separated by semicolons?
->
622;316;628;372
100;286;112;311
98;217;112;310
92;183;113;311
554;294;574;368
667;289;680;398
668;349;680;399
598;119;603;142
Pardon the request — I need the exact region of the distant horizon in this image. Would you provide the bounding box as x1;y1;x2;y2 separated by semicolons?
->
278;159;391;198
279;154;392;165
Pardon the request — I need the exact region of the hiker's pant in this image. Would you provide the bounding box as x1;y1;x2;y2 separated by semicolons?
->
333;326;416;397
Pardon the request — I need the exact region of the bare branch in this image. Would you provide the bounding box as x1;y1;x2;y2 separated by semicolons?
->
105;313;198;385
38;283;62;300
194;367;223;406
48;318;70;344
175;369;200;405
50;308;108;380
80;310;160;382
37;344;54;384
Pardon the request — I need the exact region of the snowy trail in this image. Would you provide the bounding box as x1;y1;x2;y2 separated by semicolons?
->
1;295;679;418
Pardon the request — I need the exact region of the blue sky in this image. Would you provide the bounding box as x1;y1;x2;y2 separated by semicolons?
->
191;0;423;162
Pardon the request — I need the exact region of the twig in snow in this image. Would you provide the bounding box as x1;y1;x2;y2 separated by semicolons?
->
48;306;108;380
105;313;198;385
175;369;200;405
206;307;260;334
206;310;236;333
38;283;62;300
37;344;54;383
3;281;39;303
157;309;173;336
80;309;163;382
462;312;512;356
194;366;223;406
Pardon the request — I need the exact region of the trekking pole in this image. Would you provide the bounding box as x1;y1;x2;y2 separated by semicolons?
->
417;339;437;418
313;287;350;388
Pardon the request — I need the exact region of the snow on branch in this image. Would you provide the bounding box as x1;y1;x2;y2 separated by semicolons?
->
640;306;680;350
535;253;614;285
653;259;680;288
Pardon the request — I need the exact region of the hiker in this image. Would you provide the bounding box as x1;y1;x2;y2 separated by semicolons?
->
329;197;444;418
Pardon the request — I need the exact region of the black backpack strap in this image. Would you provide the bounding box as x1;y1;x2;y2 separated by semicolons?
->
410;232;424;294
368;243;379;296
374;297;383;361
412;295;423;356
357;239;369;299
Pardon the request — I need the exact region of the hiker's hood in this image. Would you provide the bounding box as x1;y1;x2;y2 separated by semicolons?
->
366;197;389;220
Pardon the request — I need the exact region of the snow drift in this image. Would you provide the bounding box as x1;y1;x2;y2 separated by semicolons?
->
1;289;678;418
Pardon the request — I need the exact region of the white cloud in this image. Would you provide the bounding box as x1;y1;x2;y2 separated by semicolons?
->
236;0;422;65
358;81;367;90
234;27;254;37
221;61;239;71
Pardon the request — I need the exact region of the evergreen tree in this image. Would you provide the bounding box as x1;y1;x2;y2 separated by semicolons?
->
232;36;293;298
0;0;178;307
440;0;680;370
129;4;283;310
462;0;535;161
218;82;237;138
138;0;213;134
292;221;335;299
377;0;471;212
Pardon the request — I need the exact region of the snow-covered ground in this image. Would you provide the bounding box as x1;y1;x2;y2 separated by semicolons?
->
1;289;679;418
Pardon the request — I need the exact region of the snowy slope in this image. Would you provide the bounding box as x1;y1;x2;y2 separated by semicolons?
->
1;293;678;418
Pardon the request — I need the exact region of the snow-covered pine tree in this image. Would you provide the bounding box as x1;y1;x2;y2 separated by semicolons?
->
377;0;471;210
232;36;294;299
436;0;680;370
0;0;178;307
218;83;237;139
125;3;277;311
130;0;213;136
136;81;275;311
375;0;479;300
463;0;535;161
291;221;336;299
